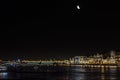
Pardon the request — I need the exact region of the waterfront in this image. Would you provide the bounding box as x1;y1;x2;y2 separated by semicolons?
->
0;65;120;80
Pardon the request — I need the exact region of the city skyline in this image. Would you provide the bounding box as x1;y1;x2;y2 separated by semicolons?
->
0;50;120;60
0;50;120;66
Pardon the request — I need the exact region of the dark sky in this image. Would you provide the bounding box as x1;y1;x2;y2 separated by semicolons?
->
0;0;120;60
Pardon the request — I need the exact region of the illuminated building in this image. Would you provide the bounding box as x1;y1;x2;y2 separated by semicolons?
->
110;50;116;59
73;56;80;64
73;56;88;64
0;50;120;65
115;52;120;64
93;53;103;64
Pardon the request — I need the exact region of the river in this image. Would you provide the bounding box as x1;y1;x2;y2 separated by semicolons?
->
0;65;120;80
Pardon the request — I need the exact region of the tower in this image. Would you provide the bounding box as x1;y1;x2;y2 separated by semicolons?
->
110;50;115;59
74;56;80;64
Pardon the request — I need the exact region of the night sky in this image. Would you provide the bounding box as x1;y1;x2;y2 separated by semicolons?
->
0;0;120;60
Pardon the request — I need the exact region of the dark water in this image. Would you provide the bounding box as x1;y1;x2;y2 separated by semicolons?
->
0;66;120;80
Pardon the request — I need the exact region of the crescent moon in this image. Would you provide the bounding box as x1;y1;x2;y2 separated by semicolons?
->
77;5;80;10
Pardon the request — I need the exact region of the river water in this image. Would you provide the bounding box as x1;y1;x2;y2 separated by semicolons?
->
0;65;120;80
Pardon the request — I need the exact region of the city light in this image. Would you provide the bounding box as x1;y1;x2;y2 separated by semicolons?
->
0;51;120;66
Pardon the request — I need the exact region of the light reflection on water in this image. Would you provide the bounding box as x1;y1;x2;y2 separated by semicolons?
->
100;66;120;80
0;66;120;80
71;73;85;80
0;72;8;79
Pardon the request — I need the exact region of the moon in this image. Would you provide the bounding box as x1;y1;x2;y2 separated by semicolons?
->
77;5;80;10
